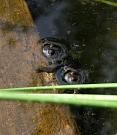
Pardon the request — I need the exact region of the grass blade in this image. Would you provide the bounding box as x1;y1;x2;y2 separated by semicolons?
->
0;83;117;93
95;0;117;7
0;92;117;108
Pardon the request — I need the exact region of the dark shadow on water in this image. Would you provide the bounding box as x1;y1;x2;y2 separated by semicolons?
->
26;0;117;134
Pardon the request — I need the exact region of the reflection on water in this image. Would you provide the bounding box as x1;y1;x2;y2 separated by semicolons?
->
26;0;117;134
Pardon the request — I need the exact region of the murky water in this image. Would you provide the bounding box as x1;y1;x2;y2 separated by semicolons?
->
26;0;117;134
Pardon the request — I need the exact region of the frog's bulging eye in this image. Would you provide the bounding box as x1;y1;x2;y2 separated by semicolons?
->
63;70;80;84
41;38;68;64
43;43;62;58
48;49;55;55
56;66;85;85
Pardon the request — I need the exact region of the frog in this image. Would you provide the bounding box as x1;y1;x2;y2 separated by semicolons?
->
36;37;86;93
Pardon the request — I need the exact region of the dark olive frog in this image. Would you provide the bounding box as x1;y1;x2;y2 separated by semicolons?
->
36;38;85;89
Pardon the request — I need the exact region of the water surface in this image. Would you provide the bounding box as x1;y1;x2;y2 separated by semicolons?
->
26;0;117;134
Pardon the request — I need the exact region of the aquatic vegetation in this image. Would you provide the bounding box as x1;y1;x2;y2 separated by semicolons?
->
95;0;117;7
82;0;117;6
1;83;117;92
0;84;117;108
0;83;117;108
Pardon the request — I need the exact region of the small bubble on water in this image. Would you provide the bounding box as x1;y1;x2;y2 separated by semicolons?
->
106;27;111;31
73;44;80;47
82;43;86;47
66;30;71;35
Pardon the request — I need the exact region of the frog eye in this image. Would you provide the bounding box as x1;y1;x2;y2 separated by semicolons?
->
48;49;55;56
43;44;61;57
64;71;79;84
42;45;54;57
70;73;78;82
40;38;68;64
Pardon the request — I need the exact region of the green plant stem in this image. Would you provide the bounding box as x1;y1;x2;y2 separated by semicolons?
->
95;0;117;7
0;83;117;93
0;92;117;108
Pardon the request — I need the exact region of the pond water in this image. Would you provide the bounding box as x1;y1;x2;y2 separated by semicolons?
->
26;0;117;134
